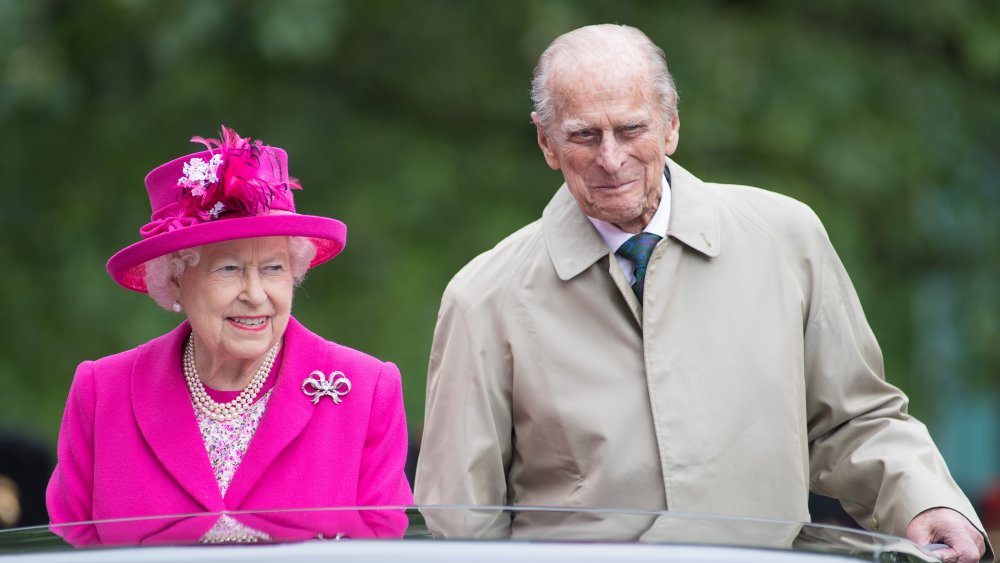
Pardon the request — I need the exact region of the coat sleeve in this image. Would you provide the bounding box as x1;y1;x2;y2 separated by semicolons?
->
357;360;414;537
800;214;989;549
46;360;100;546
414;285;514;538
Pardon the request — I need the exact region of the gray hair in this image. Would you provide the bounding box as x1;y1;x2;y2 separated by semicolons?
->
145;236;318;312
531;24;679;131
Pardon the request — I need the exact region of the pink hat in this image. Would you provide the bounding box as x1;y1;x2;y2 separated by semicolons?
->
107;126;346;292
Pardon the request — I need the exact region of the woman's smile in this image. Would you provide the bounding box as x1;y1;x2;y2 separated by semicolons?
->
227;315;270;331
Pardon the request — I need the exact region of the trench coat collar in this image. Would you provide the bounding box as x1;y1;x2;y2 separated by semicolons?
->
131;317;319;510
543;158;720;281
664;158;721;259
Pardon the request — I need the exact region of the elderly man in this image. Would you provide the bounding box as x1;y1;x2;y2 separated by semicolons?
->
414;24;989;561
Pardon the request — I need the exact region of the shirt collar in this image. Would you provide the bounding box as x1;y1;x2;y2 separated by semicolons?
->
543;158;720;281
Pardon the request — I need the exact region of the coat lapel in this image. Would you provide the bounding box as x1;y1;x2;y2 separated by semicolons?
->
131;322;224;512
542;185;611;282
664;158;721;258
222;317;318;507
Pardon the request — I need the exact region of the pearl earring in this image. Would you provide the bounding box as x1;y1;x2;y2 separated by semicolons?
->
172;301;182;313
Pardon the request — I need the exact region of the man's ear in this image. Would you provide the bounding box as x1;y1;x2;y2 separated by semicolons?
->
664;113;680;156
531;111;562;171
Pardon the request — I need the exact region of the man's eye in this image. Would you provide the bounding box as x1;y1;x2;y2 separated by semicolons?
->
570;130;596;142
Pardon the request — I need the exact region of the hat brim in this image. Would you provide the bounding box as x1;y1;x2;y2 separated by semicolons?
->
107;214;347;293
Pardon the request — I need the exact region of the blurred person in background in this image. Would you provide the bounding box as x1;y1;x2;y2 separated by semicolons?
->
0;432;54;528
415;24;990;562
47;126;412;545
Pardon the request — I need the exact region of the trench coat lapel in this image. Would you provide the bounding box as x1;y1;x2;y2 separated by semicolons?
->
543;186;646;325
542;185;609;282
664;159;720;259
131;322;224;512
222;317;317;506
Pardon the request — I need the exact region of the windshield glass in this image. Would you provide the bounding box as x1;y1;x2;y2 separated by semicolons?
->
0;506;939;562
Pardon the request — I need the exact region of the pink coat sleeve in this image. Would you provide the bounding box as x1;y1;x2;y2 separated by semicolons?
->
358;361;413;535
46;361;99;545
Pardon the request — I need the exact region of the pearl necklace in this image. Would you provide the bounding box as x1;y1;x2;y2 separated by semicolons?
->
183;335;280;422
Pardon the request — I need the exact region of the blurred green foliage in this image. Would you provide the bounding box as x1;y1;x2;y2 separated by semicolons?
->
0;0;997;484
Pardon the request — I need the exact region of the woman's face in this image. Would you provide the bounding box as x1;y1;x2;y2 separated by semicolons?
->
173;237;294;365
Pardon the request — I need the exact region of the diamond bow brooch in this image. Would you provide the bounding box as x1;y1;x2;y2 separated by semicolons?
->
302;370;352;404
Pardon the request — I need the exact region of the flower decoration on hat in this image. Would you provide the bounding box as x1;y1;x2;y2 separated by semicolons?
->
177;125;301;222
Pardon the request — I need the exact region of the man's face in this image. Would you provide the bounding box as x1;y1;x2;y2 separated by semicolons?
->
533;63;679;233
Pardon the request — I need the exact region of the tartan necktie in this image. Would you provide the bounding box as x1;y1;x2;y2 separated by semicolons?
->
616;232;663;301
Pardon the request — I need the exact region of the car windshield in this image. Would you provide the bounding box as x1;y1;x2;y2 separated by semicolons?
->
0;506;940;562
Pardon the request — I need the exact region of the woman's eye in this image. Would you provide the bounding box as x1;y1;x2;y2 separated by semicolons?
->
219;265;240;272
264;264;285;273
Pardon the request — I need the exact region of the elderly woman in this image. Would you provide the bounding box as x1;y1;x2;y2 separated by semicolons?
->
46;126;412;545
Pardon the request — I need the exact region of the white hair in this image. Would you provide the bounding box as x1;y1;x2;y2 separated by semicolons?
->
145;236;318;312
531;24;679;131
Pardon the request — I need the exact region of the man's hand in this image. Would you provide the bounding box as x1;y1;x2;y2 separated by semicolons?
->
905;507;986;563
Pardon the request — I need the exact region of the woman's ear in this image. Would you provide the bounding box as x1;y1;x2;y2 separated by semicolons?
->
169;272;182;303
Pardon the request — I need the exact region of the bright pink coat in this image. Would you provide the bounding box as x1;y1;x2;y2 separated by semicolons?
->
46;317;413;545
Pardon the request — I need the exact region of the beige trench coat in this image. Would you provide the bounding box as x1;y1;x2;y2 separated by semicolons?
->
414;159;984;541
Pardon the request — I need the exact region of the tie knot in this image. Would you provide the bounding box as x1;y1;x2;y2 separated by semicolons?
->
616;232;663;268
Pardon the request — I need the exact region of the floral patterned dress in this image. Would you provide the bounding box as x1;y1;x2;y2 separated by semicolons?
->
191;355;281;543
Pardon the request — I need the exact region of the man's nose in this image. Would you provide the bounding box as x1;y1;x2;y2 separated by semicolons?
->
596;134;627;173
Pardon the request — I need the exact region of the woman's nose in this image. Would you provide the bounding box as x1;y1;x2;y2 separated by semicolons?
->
240;271;266;304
